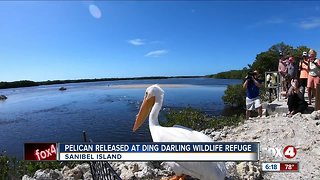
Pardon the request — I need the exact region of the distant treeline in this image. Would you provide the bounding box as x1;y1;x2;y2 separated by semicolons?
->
0;80;39;89
208;42;310;80
0;76;202;89
206;69;249;80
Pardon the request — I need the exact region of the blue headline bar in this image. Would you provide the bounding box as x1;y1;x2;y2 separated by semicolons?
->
58;142;259;153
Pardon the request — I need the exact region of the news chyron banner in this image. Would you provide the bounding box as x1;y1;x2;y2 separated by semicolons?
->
25;142;259;161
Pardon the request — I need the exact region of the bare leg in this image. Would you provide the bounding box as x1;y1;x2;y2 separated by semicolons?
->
308;87;312;104
312;89;316;99
283;79;288;92
246;110;251;120
258;106;262;117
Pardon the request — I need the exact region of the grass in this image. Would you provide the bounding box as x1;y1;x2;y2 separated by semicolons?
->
161;107;245;131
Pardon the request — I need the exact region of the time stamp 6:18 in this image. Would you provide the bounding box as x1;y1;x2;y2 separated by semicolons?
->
262;162;299;172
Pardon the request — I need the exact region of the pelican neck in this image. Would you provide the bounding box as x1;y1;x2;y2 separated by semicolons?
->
148;95;163;127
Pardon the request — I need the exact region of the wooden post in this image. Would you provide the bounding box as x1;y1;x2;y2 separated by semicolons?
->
316;83;320;110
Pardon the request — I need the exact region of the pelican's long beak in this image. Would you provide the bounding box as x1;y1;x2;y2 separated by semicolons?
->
133;96;155;132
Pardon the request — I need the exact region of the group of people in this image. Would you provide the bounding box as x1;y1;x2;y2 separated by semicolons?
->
278;49;320;116
243;49;319;119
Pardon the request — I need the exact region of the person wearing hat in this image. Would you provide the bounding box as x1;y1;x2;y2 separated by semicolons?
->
299;51;309;98
307;49;320;105
243;70;262;120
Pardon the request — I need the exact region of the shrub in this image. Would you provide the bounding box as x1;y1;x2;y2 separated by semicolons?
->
162;107;244;131
222;83;269;108
222;84;246;108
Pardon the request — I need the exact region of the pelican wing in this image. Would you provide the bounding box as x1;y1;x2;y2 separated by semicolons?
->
150;125;226;180
162;161;226;180
172;125;193;131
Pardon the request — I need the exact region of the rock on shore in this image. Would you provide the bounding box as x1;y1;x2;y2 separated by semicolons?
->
22;162;173;180
23;111;320;179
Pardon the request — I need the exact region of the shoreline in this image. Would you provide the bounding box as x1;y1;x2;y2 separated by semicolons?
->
0;76;204;89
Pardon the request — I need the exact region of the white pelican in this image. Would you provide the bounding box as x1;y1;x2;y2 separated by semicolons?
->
133;84;226;180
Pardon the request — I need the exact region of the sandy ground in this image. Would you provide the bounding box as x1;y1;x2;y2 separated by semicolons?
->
220;112;320;179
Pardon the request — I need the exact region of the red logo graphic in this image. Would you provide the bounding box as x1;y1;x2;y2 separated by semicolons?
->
25;143;57;161
283;145;297;159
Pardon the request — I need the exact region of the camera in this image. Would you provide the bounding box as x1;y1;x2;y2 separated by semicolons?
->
246;71;255;80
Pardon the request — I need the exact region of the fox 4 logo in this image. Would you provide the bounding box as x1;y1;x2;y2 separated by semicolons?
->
261;145;297;159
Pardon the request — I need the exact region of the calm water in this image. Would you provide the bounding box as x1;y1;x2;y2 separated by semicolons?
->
0;78;241;159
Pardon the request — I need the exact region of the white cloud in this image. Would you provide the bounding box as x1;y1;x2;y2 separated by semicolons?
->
298;17;320;29
128;39;145;46
145;50;168;57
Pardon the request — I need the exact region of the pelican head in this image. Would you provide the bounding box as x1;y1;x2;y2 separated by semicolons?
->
133;84;164;132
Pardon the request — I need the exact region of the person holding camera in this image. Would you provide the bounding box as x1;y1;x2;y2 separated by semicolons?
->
243;70;262;120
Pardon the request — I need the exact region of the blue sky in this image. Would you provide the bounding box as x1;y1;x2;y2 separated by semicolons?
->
1;1;320;81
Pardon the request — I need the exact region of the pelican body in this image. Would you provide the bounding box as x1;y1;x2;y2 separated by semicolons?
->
133;84;226;180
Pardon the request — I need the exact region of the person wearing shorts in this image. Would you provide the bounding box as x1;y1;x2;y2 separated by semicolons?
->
243;70;262;120
307;49;320;105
